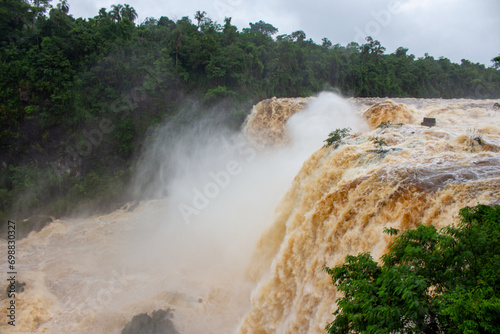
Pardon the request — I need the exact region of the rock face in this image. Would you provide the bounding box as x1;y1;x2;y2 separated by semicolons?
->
363;99;415;129
17;215;54;239
121;309;179;334
242;97;313;147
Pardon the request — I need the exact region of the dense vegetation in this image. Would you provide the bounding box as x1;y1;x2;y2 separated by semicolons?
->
324;204;500;334
1;0;499;223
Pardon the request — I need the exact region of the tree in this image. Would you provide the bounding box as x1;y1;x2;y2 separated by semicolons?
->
97;7;109;20
56;0;69;14
291;30;306;42
121;4;138;23
395;46;408;58
360;36;386;56
222;17;237;46
324;204;500;334
0;0;31;43
322;37;332;49
142;17;157;27
157;16;174;28
493;55;500;69
245;20;278;36
110;4;123;21
194;10;206;28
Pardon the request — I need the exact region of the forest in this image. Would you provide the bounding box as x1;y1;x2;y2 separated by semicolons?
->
1;0;500;223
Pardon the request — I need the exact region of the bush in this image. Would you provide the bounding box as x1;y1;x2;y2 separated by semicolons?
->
324;204;500;334
324;128;351;148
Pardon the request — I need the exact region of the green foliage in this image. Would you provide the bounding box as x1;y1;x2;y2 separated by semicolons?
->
1;1;500;221
324;204;500;334
493;55;500;69
369;136;388;152
244;20;278;36
113;118;136;157
324;128;351;148
70;168;128;200
0;164;132;223
204;85;236;101
382;226;399;236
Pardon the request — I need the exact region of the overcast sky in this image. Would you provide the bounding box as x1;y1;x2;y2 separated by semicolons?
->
67;0;499;67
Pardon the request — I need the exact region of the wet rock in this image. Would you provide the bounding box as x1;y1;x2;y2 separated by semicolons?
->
121;309;179;334
5;281;26;297
421;117;436;127
16;215;53;239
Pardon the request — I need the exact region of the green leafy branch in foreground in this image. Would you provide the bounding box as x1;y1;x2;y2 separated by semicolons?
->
324;128;351;148
324;204;500;334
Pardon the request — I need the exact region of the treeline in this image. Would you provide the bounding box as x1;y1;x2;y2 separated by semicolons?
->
0;0;499;222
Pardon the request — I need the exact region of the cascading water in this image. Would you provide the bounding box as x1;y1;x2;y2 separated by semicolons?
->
238;96;500;333
1;93;499;333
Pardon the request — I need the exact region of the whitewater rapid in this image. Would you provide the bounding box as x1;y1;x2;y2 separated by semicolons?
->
239;96;500;333
1;93;499;333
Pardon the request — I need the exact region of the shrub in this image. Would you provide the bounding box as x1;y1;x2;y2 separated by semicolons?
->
324;204;500;334
324;128;351;148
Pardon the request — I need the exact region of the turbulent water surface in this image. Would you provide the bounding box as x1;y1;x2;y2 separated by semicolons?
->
1;93;499;333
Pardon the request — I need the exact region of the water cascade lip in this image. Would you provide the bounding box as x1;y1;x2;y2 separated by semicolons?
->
362;99;416;129
242;96;314;147
1;95;500;334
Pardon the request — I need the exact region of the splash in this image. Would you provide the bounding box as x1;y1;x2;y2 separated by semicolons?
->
242;96;313;147
1;94;499;334
362;99;416;129
0;92;366;333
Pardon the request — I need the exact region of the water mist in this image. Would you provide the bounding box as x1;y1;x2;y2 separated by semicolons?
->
5;94;497;333
0;93;368;333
